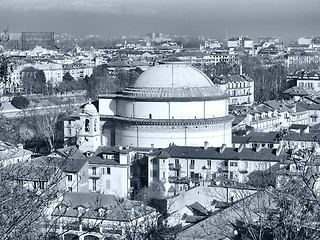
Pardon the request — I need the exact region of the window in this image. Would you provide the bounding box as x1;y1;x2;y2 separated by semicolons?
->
175;159;179;166
39;181;45;190
163;172;166;179
67;175;72;181
94;119;97;131
93;179;97;191
85;119;90;132
207;160;212;166
190;160;195;169
92;167;96;175
230;162;238;167
152;170;157;177
107;167;111;175
230;171;234;179
102;168;105;175
68;187;72;192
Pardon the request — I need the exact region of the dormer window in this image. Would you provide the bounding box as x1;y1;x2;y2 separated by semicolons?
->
77;206;87;217
98;208;105;217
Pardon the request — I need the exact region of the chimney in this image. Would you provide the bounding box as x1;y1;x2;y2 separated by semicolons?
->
276;145;282;156
237;144;244;153
255;143;261;152
219;144;226;153
150;143;154;152
240;63;243;75
204;141;209;150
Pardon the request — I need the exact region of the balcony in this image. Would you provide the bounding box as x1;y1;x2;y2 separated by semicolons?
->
168;176;190;184
238;169;248;174
89;173;100;179
168;163;181;171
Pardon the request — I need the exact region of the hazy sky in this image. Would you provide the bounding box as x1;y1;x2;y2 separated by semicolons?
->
1;0;320;40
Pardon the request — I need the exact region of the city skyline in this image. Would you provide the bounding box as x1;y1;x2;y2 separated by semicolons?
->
1;0;320;41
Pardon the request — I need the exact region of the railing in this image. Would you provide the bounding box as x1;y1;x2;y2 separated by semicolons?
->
89;173;100;178
168;163;181;171
168;176;190;184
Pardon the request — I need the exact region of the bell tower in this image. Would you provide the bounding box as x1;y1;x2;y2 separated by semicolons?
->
78;101;101;153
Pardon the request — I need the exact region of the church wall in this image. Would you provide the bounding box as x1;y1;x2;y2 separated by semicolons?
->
204;99;228;118
98;98;116;116
116;99;228;120
114;122;232;148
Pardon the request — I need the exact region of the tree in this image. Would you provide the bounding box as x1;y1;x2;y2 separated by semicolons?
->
114;68;140;89
11;95;30;109
0;153;67;239
22;103;74;153
84;64;115;99
34;70;47;94
0;27;10;85
58;72;76;93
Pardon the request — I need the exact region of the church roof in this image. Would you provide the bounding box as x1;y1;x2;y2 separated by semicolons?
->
133;63;213;89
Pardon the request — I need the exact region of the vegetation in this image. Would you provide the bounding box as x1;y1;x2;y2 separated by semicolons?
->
83;65;141;99
21;68;47;94
10;95;30;109
202;56;289;102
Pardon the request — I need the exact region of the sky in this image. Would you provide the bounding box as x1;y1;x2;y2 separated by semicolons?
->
0;0;320;41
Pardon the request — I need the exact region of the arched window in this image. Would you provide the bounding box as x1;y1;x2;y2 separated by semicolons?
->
85;119;90;132
94;119;97;132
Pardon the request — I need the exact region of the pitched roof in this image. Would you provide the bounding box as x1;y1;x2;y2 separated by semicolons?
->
232;115;247;126
178;191;276;239
88;156;120;165
263;100;292;112
187;202;210;216
283;86;315;96
289;124;309;130
53;146;85;160
153;145;283;162
52;192;156;221
60;157;87;173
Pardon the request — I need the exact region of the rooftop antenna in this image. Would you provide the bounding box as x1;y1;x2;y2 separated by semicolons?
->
225;27;229;41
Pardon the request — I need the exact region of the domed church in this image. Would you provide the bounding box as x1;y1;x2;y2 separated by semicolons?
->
92;62;234;149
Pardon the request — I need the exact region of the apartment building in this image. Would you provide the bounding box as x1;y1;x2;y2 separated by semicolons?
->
148;144;282;195
213;74;254;106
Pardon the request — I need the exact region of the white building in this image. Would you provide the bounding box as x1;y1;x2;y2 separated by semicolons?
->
213;74;254;106
148;144;282;195
98;62;234;148
52;192;159;240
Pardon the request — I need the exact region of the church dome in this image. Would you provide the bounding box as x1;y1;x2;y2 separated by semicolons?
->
83;102;98;115
133;63;213;88
121;63;224;99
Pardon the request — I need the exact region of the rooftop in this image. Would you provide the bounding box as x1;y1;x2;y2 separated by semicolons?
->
114;62;225;99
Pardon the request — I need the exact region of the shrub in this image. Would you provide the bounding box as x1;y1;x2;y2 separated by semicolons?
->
11;96;30;109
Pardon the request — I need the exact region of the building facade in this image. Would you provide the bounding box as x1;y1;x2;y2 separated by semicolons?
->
213;74;254;106
97;62;234;148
